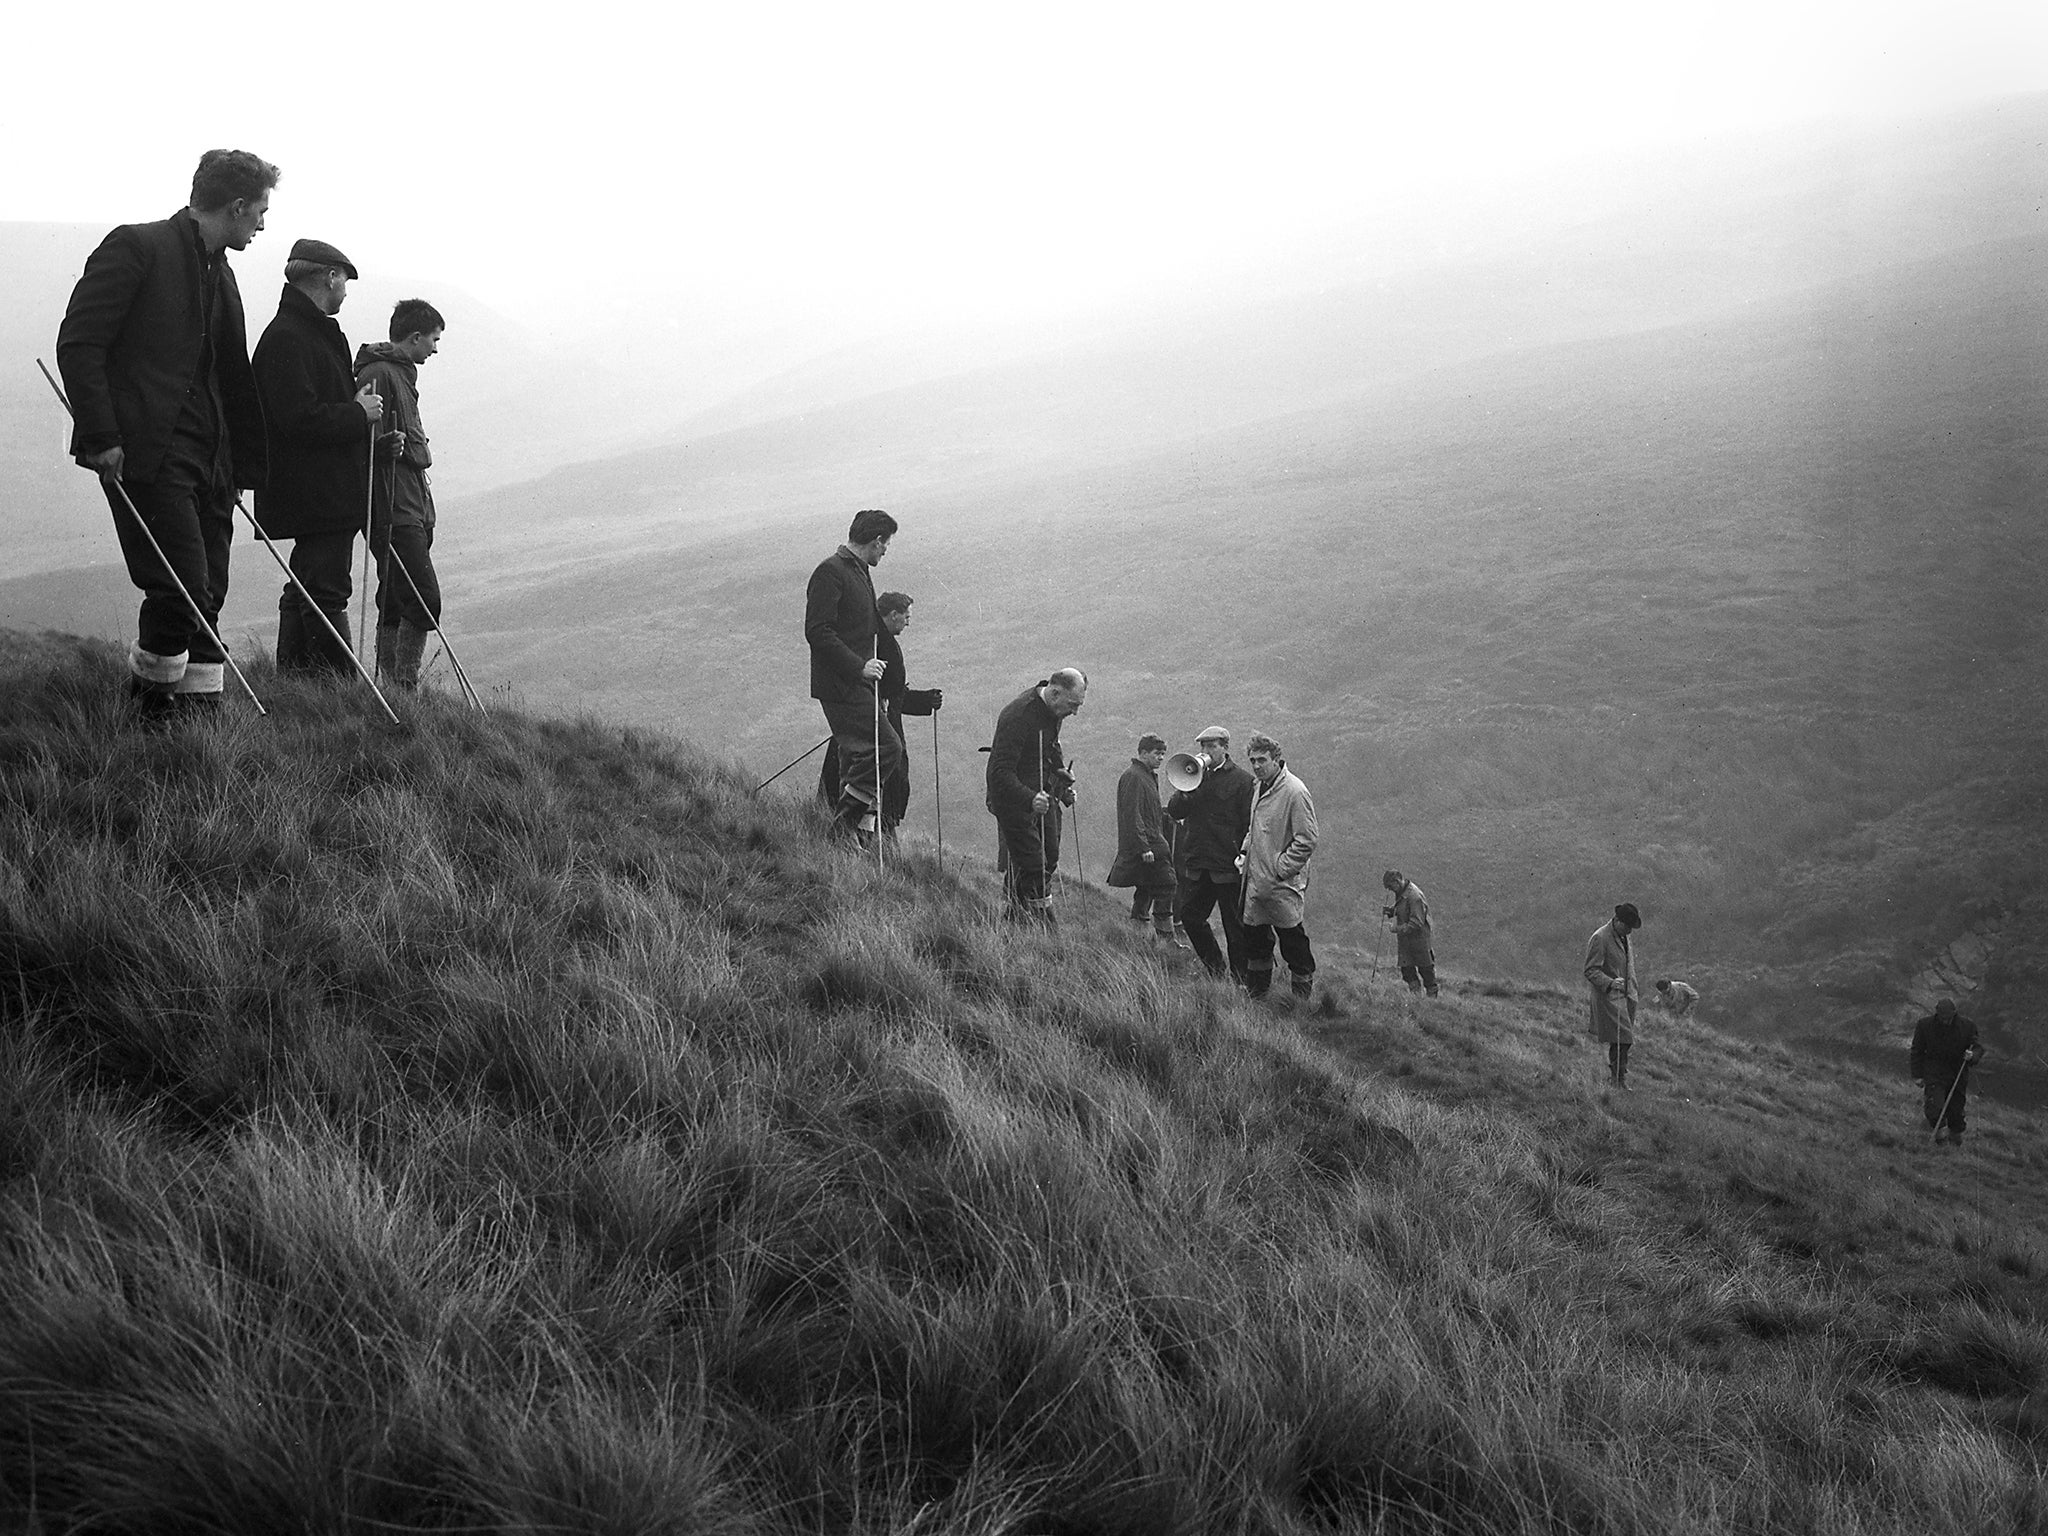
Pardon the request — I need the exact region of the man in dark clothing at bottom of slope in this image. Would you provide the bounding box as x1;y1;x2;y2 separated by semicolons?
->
818;589;942;837
1106;733;1176;943
355;298;446;690
54;149;278;723
252;238;386;673
1910;997;1986;1145
986;669;1087;923
1167;725;1255;983
804;509;905;847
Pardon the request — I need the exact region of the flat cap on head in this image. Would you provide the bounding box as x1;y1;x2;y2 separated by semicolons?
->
1197;725;1230;744
1935;997;1957;1016
288;238;358;279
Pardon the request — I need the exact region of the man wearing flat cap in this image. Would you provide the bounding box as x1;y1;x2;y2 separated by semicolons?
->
252;237;385;672
1166;725;1256;983
1107;733;1177;943
1584;902;1644;1089
55;149;279;722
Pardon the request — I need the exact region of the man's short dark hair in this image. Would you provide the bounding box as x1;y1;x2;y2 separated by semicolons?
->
877;591;912;616
1246;732;1283;760
190;150;280;212
390;299;446;341
848;509;898;545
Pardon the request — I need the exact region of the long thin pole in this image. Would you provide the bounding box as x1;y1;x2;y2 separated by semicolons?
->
232;494;401;726
1069;772;1084;883
872;636;884;871
932;711;943;864
1932;1061;1969;1143
753;735;832;795
356;394;376;663
36;359;267;715
1371;910;1387;980
385;543;483;712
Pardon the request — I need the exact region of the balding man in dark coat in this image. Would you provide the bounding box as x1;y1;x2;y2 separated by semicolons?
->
1910;999;1986;1145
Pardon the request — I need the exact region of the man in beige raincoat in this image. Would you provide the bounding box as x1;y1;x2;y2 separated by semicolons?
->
1584;902;1643;1088
1239;732;1319;1002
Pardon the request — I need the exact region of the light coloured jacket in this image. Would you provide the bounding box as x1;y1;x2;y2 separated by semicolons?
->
1392;881;1433;964
1583;920;1638;1043
1240;767;1318;925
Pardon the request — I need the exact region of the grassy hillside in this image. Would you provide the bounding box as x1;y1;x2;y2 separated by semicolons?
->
2;631;2045;1534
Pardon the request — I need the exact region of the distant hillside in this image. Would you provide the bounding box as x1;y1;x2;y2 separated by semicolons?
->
440;219;2047;1062
1;629;2045;1534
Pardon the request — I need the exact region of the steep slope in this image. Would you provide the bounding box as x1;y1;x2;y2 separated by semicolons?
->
1;631;2044;1535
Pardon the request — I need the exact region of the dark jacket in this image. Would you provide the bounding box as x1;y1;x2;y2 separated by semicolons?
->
875;626;941;734
252;284;371;538
805;547;880;704
1909;1012;1984;1082
1107;759;1173;887
55;208;265;487
1167;758;1255;876
985;684;1067;824
353;341;434;532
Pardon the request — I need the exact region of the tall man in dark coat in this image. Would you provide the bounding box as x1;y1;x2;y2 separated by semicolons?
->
252;239;385;672
804;509;904;844
1910;998;1986;1145
355;298;447;689
817;590;942;836
986;669;1088;922
1106;733;1176;942
55;149;279;721
1167;726;1255;983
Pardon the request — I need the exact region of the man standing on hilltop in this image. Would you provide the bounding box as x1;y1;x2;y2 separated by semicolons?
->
986;669;1087;923
817;590;941;839
1383;869;1440;997
55;150;278;724
804;510;902;847
1910;997;1986;1146
1239;733;1319;1003
354;299;446;690
1167;726;1255;984
252;239;385;673
1585;902;1643;1089
1107;733;1177;944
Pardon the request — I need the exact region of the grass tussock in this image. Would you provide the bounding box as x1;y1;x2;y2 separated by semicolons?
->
1;631;2046;1534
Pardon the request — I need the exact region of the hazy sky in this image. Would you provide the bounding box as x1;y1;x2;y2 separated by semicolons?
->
6;0;2044;334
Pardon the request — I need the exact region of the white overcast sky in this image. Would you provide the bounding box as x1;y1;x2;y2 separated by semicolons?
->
6;0;2044;334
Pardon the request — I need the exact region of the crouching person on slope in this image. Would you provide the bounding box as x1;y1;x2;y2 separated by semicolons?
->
1239;733;1318;1002
1585;902;1643;1088
355;299;446;690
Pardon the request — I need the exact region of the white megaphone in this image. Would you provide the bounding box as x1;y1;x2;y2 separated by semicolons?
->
1165;751;1206;793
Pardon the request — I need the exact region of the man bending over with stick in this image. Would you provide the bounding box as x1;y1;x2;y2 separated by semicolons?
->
55;149;278;724
355;299;446;690
804;509;903;847
986;669;1086;924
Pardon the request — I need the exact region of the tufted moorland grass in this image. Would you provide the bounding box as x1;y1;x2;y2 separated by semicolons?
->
0;631;2043;1534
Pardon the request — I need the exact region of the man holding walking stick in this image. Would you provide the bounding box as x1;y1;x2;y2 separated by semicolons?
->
55;149;278;724
804;510;904;848
252;238;384;674
986;669;1086;924
1910;998;1986;1147
355;300;447;690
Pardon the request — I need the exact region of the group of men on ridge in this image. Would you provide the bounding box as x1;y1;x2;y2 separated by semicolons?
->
54;149;452;723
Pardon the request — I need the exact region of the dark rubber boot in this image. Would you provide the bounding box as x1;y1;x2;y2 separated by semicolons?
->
275;600;311;671
393;622;430;690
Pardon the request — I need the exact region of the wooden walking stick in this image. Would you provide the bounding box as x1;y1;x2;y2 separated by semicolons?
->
1932;1060;1970;1143
932;710;943;864
356;387;376;663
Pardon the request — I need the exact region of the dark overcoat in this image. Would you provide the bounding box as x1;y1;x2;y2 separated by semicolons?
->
1166;759;1255;876
1106;759;1172;887
55;208;266;487
805;548;880;705
252;284;371;538
985;684;1064;825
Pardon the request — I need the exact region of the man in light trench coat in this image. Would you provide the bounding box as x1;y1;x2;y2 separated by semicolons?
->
1585;902;1644;1089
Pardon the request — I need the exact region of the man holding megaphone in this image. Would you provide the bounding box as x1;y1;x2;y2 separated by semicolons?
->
1166;726;1255;985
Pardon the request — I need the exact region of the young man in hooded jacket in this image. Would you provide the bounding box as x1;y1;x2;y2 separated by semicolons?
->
355;299;446;689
